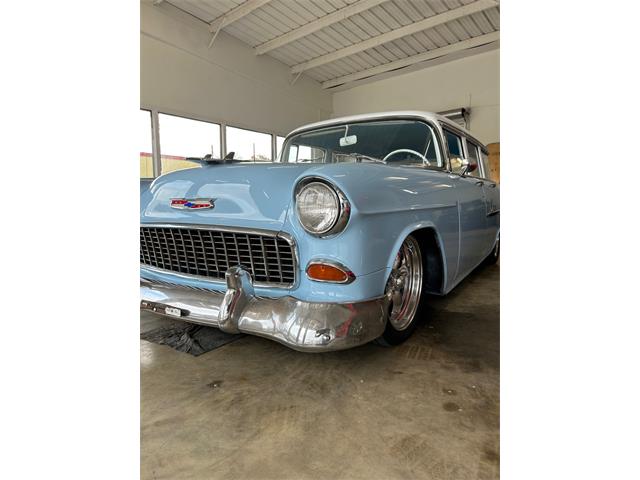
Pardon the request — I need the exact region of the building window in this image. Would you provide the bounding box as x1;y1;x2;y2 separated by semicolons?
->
226;126;272;161
276;136;285;160
158;113;221;174
140;109;153;178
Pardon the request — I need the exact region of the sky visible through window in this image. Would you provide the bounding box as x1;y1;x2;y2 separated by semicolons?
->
276;136;285;160
227;126;272;161
140;110;153;177
140;112;280;176
159;113;221;158
140;110;152;155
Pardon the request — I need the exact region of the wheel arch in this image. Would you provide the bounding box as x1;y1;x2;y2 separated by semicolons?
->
385;223;447;295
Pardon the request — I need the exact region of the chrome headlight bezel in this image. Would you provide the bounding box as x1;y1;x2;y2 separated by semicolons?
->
294;177;351;237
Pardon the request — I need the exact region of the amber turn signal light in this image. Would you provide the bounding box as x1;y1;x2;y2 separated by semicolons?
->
306;262;355;284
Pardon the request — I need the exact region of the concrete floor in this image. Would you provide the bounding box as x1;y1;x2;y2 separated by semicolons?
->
141;262;499;480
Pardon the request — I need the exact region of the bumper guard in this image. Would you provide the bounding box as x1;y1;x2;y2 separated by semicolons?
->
140;266;388;352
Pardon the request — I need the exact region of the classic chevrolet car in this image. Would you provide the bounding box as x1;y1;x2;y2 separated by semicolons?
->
140;111;499;351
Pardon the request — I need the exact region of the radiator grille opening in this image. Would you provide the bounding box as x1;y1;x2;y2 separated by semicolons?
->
140;226;296;287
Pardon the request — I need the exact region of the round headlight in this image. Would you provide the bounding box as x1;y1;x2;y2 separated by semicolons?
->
295;181;341;235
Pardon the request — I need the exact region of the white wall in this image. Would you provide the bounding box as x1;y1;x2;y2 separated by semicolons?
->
332;49;500;144
140;2;332;137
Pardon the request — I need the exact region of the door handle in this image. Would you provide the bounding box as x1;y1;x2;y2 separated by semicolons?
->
475;181;484;186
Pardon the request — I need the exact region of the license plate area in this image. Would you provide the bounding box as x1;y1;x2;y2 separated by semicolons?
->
141;300;189;318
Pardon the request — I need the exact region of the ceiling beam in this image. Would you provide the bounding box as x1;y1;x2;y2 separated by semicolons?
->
322;31;499;89
254;0;388;56
208;0;272;33
291;0;498;74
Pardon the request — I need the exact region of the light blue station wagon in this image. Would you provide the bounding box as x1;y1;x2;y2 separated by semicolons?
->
140;111;500;351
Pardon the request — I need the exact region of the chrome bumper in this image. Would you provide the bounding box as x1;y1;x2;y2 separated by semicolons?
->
140;266;388;352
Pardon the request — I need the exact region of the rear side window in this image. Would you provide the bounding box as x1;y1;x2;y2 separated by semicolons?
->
480;150;491;180
466;141;482;178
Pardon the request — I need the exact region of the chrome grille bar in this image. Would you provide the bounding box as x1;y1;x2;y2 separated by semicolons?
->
140;225;296;287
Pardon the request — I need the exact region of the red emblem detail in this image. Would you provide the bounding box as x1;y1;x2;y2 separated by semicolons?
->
170;198;215;210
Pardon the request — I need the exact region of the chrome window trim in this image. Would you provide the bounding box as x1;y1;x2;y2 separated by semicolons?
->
140;223;299;290
306;259;356;284
294;177;351;238
283;116;447;170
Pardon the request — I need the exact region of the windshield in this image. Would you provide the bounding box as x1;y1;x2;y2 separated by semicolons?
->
281;119;442;167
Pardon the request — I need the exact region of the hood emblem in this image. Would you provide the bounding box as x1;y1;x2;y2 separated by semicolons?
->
170;198;215;210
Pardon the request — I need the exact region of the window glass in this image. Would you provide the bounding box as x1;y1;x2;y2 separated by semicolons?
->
466;141;482;178
158;113;220;174
445;130;463;157
140;110;153;178
276;136;285;160
283;120;442;167
226;126;272;161
445;130;465;173
480;150;491;180
287;145;326;163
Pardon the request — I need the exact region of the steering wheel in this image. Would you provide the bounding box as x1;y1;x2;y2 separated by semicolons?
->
382;149;431;166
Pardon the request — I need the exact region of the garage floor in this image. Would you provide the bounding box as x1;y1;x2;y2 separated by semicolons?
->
141;262;499;480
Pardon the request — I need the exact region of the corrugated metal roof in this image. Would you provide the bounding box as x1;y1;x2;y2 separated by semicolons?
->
164;0;499;88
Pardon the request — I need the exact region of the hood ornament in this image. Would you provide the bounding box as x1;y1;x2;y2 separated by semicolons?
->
170;198;215;210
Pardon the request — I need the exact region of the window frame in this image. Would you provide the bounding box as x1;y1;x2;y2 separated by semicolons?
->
464;138;484;179
479;149;492;182
280;118;446;170
157;111;223;175
444;128;465;160
141;106;285;177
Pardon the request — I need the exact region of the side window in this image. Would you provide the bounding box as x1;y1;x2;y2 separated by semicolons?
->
140;109;153;178
445;130;464;173
158;113;220;174
466;140;482;178
287;145;299;162
480;150;491;180
287;144;325;163
276;136;285;161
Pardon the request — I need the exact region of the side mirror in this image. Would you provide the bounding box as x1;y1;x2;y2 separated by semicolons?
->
460;159;478;177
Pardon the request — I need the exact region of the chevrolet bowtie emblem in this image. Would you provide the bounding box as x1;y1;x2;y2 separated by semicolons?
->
170;198;215;210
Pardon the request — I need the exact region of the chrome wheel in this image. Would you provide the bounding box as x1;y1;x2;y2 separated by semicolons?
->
386;236;423;331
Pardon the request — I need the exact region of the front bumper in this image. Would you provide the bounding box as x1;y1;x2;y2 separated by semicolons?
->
140;266;388;352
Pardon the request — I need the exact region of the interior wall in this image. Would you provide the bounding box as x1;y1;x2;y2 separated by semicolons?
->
140;2;332;136
331;49;500;145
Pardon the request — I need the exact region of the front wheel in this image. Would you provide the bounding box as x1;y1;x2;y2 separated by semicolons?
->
376;235;426;346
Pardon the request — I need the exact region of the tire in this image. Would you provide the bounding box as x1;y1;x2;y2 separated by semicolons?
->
484;233;500;265
375;235;426;346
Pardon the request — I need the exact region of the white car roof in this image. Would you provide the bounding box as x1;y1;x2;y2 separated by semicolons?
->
288;110;480;144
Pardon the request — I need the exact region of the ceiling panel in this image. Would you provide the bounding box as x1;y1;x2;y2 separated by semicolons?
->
163;0;499;87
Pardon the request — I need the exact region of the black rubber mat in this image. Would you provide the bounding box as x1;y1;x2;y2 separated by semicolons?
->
141;324;244;356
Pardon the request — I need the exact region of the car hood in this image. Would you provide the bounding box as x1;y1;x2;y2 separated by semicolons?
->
140;163;316;231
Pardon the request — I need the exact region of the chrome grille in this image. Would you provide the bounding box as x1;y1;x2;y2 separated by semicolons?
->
140;226;296;287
